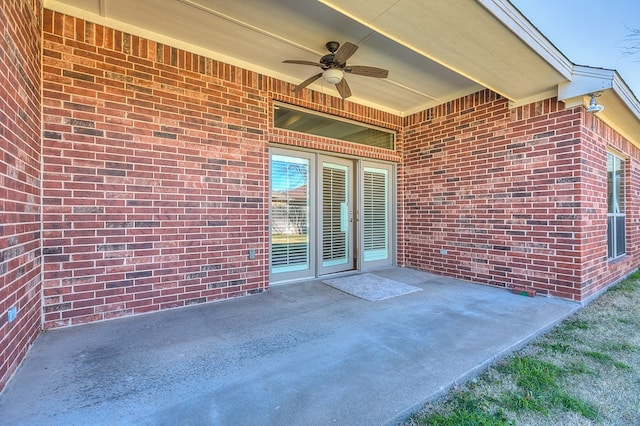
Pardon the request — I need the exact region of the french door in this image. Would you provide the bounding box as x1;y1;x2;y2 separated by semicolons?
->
319;157;354;275
270;148;393;283
270;151;315;281
361;164;391;266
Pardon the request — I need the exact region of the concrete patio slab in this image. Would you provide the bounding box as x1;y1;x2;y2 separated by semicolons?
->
0;268;579;425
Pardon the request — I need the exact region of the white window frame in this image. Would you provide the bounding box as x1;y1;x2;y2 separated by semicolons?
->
607;151;626;260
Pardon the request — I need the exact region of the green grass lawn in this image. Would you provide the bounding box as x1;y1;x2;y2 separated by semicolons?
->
402;271;640;425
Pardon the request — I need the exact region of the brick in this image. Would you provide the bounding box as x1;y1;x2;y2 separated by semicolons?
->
402;90;640;301
1;0;43;392
27;9;640;353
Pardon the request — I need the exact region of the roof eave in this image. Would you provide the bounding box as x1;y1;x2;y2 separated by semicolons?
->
559;65;640;147
477;0;573;80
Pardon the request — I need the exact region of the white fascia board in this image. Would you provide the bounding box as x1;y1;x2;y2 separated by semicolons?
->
558;66;614;105
559;66;640;121
611;72;640;119
478;0;573;79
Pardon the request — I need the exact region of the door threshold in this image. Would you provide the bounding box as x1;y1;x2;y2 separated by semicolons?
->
318;269;359;279
270;269;359;287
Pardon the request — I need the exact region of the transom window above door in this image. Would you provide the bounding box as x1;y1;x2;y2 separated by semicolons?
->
273;103;395;150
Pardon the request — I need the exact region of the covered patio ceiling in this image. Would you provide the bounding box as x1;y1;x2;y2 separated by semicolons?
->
44;0;571;115
44;0;640;143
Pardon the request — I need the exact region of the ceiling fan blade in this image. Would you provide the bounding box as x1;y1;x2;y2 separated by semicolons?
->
332;42;358;65
335;78;352;99
346;65;389;78
293;72;323;92
283;60;321;67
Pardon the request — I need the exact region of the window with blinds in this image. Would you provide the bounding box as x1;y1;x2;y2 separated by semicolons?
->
322;163;349;267
607;152;625;259
271;154;310;273
363;167;389;262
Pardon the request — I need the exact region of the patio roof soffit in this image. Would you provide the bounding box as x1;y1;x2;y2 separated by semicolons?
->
320;0;572;109
42;0;640;145
559;66;640;148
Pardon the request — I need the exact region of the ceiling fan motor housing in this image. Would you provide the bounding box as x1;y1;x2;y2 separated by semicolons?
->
320;54;336;69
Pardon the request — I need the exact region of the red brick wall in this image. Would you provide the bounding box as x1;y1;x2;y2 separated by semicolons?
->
41;11;401;328
402;90;640;301
0;0;42;391
39;11;640;333
578;112;640;299
41;10;270;328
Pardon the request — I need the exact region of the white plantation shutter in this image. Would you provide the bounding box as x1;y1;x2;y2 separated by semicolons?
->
322;163;348;267
363;167;389;262
271;150;393;280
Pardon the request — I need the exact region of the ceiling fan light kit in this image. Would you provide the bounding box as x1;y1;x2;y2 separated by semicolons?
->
283;41;389;99
323;68;344;84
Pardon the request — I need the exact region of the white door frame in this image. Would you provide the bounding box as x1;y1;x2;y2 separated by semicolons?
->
269;147;396;283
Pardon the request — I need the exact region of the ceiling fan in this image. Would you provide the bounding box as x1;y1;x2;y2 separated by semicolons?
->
282;41;389;99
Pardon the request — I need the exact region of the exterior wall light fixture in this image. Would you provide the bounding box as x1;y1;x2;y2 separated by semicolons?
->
586;93;605;114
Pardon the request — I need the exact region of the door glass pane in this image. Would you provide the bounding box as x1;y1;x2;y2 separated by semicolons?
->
363;167;389;262
322;163;348;267
271;155;310;273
